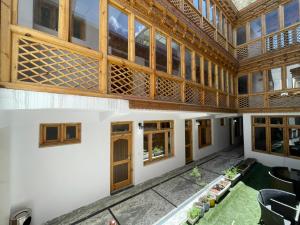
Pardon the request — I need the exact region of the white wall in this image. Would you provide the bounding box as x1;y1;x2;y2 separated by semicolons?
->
0;112;10;225
243;113;300;170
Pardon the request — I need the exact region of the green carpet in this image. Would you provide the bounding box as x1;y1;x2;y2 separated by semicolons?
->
197;163;271;225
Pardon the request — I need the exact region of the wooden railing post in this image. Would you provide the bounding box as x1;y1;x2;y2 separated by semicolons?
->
58;0;70;41
100;0;108;94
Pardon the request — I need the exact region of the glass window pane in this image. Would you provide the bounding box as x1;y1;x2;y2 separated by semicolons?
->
112;124;130;133
266;9;279;34
284;0;300;27
268;68;282;91
229;74;232;94
193;0;199;9
209;2;214;23
204;59;209;86
70;0;99;50
227;23;232;43
66;126;77;140
202;0;207;18
289;128;300;157
216;8;220;31
254;127;266;151
223;71;227;92
46;126;59;141
135;20;150;67
254;117;266;124
143;134;149;161
195;55;201;83
152;133;165;158
144;122;158;131
156;33;167;73
172;41;181;76
271;127;284;154
18;0;59;36
250;17;262;40
288;117;300;125
286;64;300;89
270;117;283;124
238;75;248;94
252;71;264;93
237;26;246;45
161;122;171;129
211;63;216;88
185;48;192;80
218;67;222;90
108;5;128;59
222;15;226;35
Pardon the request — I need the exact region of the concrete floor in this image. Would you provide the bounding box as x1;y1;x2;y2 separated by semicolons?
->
46;146;244;225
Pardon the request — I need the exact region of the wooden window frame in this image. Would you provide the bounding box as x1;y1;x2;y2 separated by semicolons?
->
40;123;81;147
143;120;174;165
198;119;212;148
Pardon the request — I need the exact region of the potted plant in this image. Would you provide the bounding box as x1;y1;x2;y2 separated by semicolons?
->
199;195;210;212
152;146;164;157
192;202;205;217
187;206;201;225
207;193;216;208
224;167;241;185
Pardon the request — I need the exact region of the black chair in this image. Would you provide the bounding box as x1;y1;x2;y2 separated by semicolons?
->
258;189;298;225
269;171;294;193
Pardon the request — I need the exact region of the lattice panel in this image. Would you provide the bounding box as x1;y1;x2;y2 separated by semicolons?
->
217;33;226;49
16;37;99;91
185;84;202;105
238;96;249;108
229;95;236;108
248;95;264;108
203;20;215;39
204;90;217;106
248;40;262;58
228;44;235;56
170;0;181;8
155;76;181;102
183;1;201;27
269;92;300;108
109;63;150;98
218;93;228;108
237;45;248;61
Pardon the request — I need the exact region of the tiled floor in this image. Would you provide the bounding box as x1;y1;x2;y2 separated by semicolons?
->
46;146;244;225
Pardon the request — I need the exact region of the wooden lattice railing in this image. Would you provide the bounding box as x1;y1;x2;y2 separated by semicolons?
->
217;32;227;49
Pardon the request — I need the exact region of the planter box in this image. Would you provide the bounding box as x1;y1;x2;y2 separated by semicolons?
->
187;215;200;225
192;203;205;218
210;179;231;202
226;173;241;186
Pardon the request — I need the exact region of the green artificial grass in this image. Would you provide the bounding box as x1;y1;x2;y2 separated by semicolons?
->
197;163;272;225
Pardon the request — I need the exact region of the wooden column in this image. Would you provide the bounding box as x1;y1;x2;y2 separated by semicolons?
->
181;45;185;103
261;14;266;54
128;14;135;62
1;0;12;82
100;0;108;94
58;0;70;41
167;36;172;75
150;27;156;99
191;51;196;82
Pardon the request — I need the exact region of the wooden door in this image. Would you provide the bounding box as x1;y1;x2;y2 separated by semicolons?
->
111;122;132;192
185;120;193;164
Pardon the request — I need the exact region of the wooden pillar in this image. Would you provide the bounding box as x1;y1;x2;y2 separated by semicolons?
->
261;14;266;54
181;45;185;103
167;36;172;75
58;0;70;41
0;0;13;83
191;51;196;82
100;0;108;94
150;27;156;99
128;14;135;62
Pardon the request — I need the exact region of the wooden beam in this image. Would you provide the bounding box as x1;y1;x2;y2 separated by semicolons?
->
58;0;70;41
100;0;108;94
128;13;135;62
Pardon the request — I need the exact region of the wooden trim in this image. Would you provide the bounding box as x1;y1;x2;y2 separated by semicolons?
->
100;0;108;94
58;0;70;41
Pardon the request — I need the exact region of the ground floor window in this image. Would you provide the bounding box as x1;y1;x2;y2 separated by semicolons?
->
40;123;81;147
143;121;174;164
198;119;212;148
252;116;300;158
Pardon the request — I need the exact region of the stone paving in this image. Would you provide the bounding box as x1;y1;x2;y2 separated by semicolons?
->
46;147;243;225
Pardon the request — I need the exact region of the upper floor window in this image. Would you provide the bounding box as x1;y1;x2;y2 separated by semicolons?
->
202;0;207;18
222;15;226;36
237;26;246;45
204;59;209;86
268;68;282;91
70;0;99;50
135;20;150;67
229;74;233;94
211;63;216;88
18;0;59;36
250;17;262;40
108;5;128;59
193;0;200;10
185;48;192;80
172;40;181;76
218;67;222;90
284;0;300;27
227;23;233;43
223;70;227;92
266;9;279;34
286;64;300;89
195;55;201;83
252;71;264;93
209;2;214;24
156;32;168;73
238;75;248;94
216;8;220;31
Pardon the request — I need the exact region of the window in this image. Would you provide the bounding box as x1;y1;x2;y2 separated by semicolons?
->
218;67;222;90
220;118;225;126
143;121;174;164
198;119;212;148
252;71;264;93
286;64;300;89
216;8;220;31
227;23;233;43
250;17;262;40
222;15;226;36
237;26;246;45
185;48;192;80
172;41;181;76
270;117;285;154
252;117;267;152
266;9;279;34
223;70;227;92
108;5;128;59
204;59;209;86
209;2;214;24
193;0;199;10
211;63;216;88
195;55;201;83
156;32;168;73
202;0;207;18
284;0;300;28
268;68;282;91
229;74;233;94
70;0;99;50
18;0;59;36
238;75;248;95
288;116;300;157
135;20;150;67
40;123;81;147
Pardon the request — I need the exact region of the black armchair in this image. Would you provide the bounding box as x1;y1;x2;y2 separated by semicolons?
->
269;171;294;193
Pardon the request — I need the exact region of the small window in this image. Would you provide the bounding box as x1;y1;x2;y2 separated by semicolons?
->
237;26;246;45
252;71;264;93
270;117;284;125
250;17;262;40
284;0;300;28
198;119;212;148
211;63;216;88
266;9;279;34
254;117;266;124
172;40;181;76
238;75;248;95
40;123;81;147
108;5;128;59
185;48;192;80
218;67;222;90
288;117;300;126
144;122;158;131
268;68;282;91
112;123;130;133
135;20;150;67
286;64;300;89
156;32;168;73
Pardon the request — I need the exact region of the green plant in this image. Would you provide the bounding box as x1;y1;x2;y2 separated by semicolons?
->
190;167;201;178
200;195;208;203
224;167;239;180
187;206;200;220
153;146;163;155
